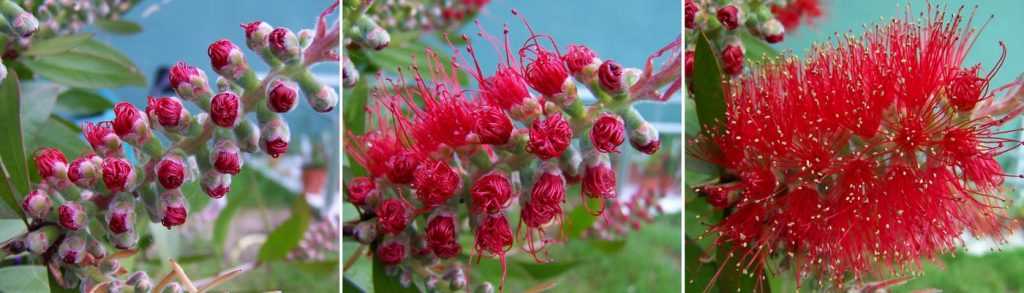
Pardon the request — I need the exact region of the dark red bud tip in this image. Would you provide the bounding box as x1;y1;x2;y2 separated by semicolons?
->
590;114;626;153
721;43;745;76
210;91;242;128
598;60;623;93
156;156;186;190
377;240;407;266
267;80;299;113
346;177;376;206
717;5;741;30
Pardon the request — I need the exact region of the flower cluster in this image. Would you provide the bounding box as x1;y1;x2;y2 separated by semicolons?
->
29;0;139;36
344;9;680;291
10;3;339;289
684;0;824;77
692;6;1019;287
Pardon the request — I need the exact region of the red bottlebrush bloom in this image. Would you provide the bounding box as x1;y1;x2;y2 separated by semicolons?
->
68;154;101;189
721;42;744;76
34;148;67;183
590;113;625;153
392;82;476;153
716;5;741;30
473;106;513;145
210;91;242;128
562;44;598;75
208;39;248;79
58;202;86;231
113;102;151;144
582;154;616;199
346;177;376;206
771;0;824;30
57;235;85;265
155;155;186;190
479;66;532;111
530;168;566;206
21;189;52;220
168;62;210;100
527;113;572;160
425;213;461;259
102;157;135;193
385;150;419;184
598;60;623;93
470;172;513;214
267;80;299;113
106;200;135;234
694;7;1015;285
260;119;291;158
212;140;243;175
377;240;406;266
377;198;411;235
83;121;122;156
412;159;461;209
685;0;698;29
146;96;188;131
522;47;570;97
474;213;513;289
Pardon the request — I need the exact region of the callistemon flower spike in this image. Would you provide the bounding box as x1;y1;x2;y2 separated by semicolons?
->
460;27;540;121
693;5;1022;286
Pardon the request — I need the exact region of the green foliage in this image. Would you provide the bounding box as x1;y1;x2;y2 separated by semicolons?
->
0;72;28;221
690;32;727;135
53;88;113;117
0;265;49;293
258;197;313;261
94;20;142;35
21;38;146;89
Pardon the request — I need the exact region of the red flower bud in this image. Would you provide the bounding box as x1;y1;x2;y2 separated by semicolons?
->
628;122;661;155
212;140;243;175
102;157;135;192
210;91;242;128
68;154;102;189
721;42;745;76
155;155;187;190
160;190;187;228
83;121;122;156
377;198;411;235
146;96;189;131
530;169;566;206
521;201;558;228
58;235;86;265
201;171;232;199
562;44;598;75
385;150;419;184
582;153;616;199
346;177;377;206
208;39;248;80
685;50;695;77
947;67;984;112
474;213;513;255
112;102;150;145
260;119;291;158
377;240;406;266
110;230;139;250
168;62;210;101
527;113;572;160
470;172;513;214
524;50;570;97
598;60;623;93
106;200;135;235
480;67;531;111
425;212;461;259
685;0;699;29
412;159;461;209
241;21;273;51
11;12;38;38
21;189;52;220
590;113;625;153
760;19;785;44
267;80;299;113
58;201;86;231
473;106;513;145
269;27;300;61
34;148;67;184
717;5;741;30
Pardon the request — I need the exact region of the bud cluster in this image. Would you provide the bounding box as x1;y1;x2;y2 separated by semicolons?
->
344;10;679;291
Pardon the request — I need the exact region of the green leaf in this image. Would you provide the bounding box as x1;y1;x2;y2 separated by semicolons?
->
257;198;312;261
372;256;420;293
23;116;88;159
23;34;93;57
691;32;727;134
0;219;26;240
587;239;627;254
565;199;597;239
0;266;48;293
0;72;28;221
516;259;581;280
54;88;113;117
22;38;146;89
94;20;142;35
344;277;368;293
367;33;471;86
19;82;64;136
739;30;780;64
684;236;718;293
343;79;369;135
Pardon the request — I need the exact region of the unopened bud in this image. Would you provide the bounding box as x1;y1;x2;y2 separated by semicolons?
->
106;199;135;235
266;79;299;113
22;189;52;220
146;96;190;132
475;282;495;293
598;60;624;93
760;19;785;44
212;140;243;175
208;39;249;80
355;16;390;50
354;221;377;244
112;102;151;145
260;119;291;158
34;148;68;187
68;154;103;189
168;62;211;102
716;5;741;30
26;226;58;254
155;155;187;190
241;21;273;51
102;157;137;193
159;189;187;228
269;27;301;62
210;91;243;128
201;171;232;199
234;120;261;153
57;234;86;265
58;201;87;231
628;121;661;155
127;271;152;292
342;56;359;88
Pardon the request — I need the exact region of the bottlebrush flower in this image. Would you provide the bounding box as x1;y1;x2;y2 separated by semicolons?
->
598;60;623;93
208;39;249;80
720;42;744;76
470;172;513;214
474;213;513;288
771;0;824;30
201;171;232;199
694;7;1016;285
112;102;151;145
106;200;135;234
159;189;187;228
155;155;187;190
346;177;376;206
377;239;407;266
58;202;86;231
68;154;102;189
210;91;242;128
34;148;68;186
526;113;572;160
590;113;625;153
212;140;243;175
168;62;211;101
102;157;136;193
267;79;299;113
83;121;122;157
425;212;461;259
21;189;52;220
717;5;741;30
269;27;301;61
377;198;411;235
241;21;273;51
412;159;461;209
522;44;571;98
562;44;599;75
260;118;291;158
472;106;513;145
146;96;190;132
530;167;566;206
57;235;86;265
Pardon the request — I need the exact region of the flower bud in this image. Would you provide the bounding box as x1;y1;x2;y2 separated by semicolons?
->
260;119;291;158
355;16;390;50
716;5;741;30
377;239;406;266
267;79;299;113
521;200;558;228
563;44;599;76
475;282;496;293
112;102;151;145
269;27;301;62
524;50;570;97
26;227;56;254
127;271;152;293
530;168;566;206
590;113;626;153
354;220;378;244
169;62;211;101
155;155;187;190
376;198;411;235
102;157;136;193
685;50;695;77
208;39;249;80
307;84;338;112
58;201;86;231
948;67;984;112
629;121;661;155
201;171;232;199
474;214;513;256
159;189;187;228
346;177;376;206
412;159;461;209
212;140;243;175
146;96;190;132
210;91;242;128
598;60;623;93
760;19;785;44
11;12;39;37
21;189;52;220
473;106;513;145
685;0;698;29
481;67;531;111
470;172;512;214
106;199;135;235
298;29;314;48
343;57;359;88
425;211;461;259
68;154;103;189
241;21;273;51
57;234;86;265
34;148;67;186
446;267;467;290
164;282;184;293
110;229;139;250
527;113;572;160
87;237;107;260
721;42;744;76
385;150;419;184
83;121;122;156
582;152;616;199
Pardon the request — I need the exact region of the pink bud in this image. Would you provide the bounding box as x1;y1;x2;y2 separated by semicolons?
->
590;113;626;153
57;235;86;265
260;119;290;158
208;39;248;80
425;212;460;259
598;60;623;93
112;102;151;145
377;239;406;266
106;200;135;234
83;121;122;156
155;155;187;190
530;168;566;206
241;21;273;51
412;159;461;209
159;189;187;228
201;171;232;199
269;27;300;61
146;96;189;131
58;202;86;231
102;157;136;193
210;91;242;128
212;140;243;175
470;172;512;214
21;189;52;220
168;62;210;101
473;106;512;145
377;198;411;235
68;154;102;189
34;148;67;185
685;0;698;29
716;5;741;30
527;113;572;160
308;84;338;112
721;43;744;76
760;19;785;44
346;177;376;206
267;80;299;113
562;44;598;75
582;153;616;199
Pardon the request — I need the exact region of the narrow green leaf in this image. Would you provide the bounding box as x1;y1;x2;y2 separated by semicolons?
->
343;79;369;134
684;236;718;293
54;88;113;117
19;82;64;136
257;198;312;261
372;256;420;293
23;34;93;57
344;277;368;293
565;199;597;239
0;72;28;221
23;116;88;159
94;20;142;35
22;39;146;89
739;30;780;64
516;260;581;280
691;32;727;134
0;265;48;293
